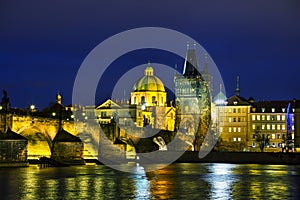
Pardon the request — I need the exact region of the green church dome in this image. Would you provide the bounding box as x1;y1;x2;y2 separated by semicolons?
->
133;66;165;92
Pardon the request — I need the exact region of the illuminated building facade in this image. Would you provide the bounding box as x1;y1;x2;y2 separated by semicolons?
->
95;64;175;131
249;100;295;152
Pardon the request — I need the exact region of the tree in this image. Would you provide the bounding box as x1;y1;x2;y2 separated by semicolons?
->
254;127;269;152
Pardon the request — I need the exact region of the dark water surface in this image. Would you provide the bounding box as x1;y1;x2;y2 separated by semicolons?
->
1;163;300;199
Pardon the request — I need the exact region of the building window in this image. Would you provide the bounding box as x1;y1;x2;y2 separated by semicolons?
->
152;96;156;104
278;143;281;148
277;124;281;130
282;124;286;130
271;134;276;139
257;115;261;120
277;115;281;121
267;115;270;120
238;137;241;141
282;115;285;121
282;108;285;112
262;115;265;120
229;117;232;123
252;124;256;130
277;134;281;139
272;108;275;112
262;124;265;130
272;124;275;130
252;134;256;139
219;127;223;133
233;138;236;141
292;125;294;130
229;127;232;132
229;108;232;113
267;124;270;130
242;108;245;113
252;142;256;147
252;115;256;121
134;97;136;104
272;143;275;147
238;108;241;113
238;127;241;132
238;117;241;122
233;127;237;132
141;96;145;105
233;108;236;113
262;108;265;112
233;118;236;122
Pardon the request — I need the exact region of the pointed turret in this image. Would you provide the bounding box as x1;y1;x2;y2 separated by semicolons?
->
235;76;240;96
183;42;202;77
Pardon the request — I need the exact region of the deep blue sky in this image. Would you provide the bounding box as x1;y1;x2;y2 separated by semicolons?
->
1;0;300;109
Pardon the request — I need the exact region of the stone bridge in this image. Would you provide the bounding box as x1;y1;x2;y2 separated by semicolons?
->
11;115;195;160
12;115;100;159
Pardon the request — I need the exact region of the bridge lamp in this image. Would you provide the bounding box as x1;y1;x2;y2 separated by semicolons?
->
52;112;56;117
70;114;74;119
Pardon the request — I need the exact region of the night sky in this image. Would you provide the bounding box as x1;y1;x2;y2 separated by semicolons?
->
1;0;300;110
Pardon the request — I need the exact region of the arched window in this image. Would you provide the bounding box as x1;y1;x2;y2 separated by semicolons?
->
141;96;145;105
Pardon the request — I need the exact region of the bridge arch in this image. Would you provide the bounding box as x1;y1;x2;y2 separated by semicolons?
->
17;126;53;159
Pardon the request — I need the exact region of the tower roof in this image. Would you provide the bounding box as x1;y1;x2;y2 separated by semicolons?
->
213;84;227;105
183;43;202;78
53;129;82;143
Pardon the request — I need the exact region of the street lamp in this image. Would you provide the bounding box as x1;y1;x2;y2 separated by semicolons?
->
30;104;35;111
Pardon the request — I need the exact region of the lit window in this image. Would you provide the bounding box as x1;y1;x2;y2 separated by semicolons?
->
267;115;270;120
267;124;270;130
282;115;285;121
229;108;232;113
229;117;232;123
238;127;241;132
238;137;241;141
252;115;256;121
252;142;256;147
272;108;275;112
262;115;265;120
282;124;286;130
272;134;276;139
282;108;286;112
277;115;280;121
262;124;265;130
233;137;236;141
233;127;237;132
252;124;256;130
257;115;261;120
292;125;294;130
229;127;232;132
272;124;275;130
219;127;223;133
272;143;275;147
277;134;281;139
277;124;281;130
262;108;265;112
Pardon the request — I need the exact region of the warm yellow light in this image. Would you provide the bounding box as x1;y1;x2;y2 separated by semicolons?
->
30;104;35;110
52;112;56;116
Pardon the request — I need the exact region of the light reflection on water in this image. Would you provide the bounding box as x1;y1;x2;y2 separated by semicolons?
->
0;163;300;199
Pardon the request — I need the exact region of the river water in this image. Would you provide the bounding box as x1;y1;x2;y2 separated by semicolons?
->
1;163;299;199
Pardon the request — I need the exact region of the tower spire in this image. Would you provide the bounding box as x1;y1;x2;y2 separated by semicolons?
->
235;76;240;96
